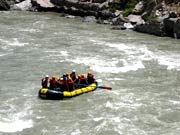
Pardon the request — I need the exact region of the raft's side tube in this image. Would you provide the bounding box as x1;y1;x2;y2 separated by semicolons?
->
63;83;97;98
39;88;64;100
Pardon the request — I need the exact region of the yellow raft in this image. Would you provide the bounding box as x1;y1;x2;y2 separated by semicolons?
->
39;83;97;100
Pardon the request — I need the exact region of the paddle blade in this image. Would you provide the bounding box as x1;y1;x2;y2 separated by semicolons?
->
97;86;112;90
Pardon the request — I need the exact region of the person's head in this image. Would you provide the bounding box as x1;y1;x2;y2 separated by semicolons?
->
66;72;69;76
72;69;76;73
78;74;81;78
68;77;72;81
52;76;56;80
88;72;91;75
45;75;49;79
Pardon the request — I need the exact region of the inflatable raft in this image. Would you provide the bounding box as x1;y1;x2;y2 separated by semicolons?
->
39;82;97;100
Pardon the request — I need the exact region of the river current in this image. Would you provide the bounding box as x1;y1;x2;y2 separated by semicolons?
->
0;11;180;135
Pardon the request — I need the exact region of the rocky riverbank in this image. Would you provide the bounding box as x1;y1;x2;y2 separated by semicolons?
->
1;0;180;39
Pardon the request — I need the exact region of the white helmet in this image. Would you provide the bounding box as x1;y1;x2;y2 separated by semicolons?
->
72;69;76;72
45;75;49;78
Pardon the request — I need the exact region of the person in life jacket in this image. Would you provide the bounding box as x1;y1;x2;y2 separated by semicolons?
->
67;78;74;92
56;77;63;91
49;76;57;90
62;73;67;81
78;74;88;88
87;72;95;84
56;78;65;92
70;70;76;81
41;75;49;88
74;74;81;89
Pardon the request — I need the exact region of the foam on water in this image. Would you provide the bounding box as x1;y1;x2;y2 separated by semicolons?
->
0;52;12;57
0;101;33;133
7;38;28;47
156;54;180;70
0;120;33;133
19;28;41;33
44;50;69;58
70;129;81;135
90;38;180;72
0;38;29;52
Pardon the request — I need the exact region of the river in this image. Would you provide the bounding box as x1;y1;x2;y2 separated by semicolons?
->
0;11;180;135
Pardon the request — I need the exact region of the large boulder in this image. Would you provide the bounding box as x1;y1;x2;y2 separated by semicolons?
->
174;19;180;39
51;0;100;11
134;22;166;37
127;14;145;25
31;0;55;11
98;10;116;19
11;0;32;11
163;18;177;37
163;18;180;39
36;0;54;8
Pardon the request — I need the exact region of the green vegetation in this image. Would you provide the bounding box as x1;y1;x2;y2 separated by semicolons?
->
109;4;120;13
123;0;138;17
123;8;133;17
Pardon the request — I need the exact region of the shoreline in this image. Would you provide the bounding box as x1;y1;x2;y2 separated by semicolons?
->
1;0;180;39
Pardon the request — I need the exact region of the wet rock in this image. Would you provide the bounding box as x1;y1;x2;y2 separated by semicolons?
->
163;18;177;37
134;22;166;37
163;18;180;39
111;25;126;30
112;14;128;25
173;19;180;39
169;12;177;18
98;10;116;20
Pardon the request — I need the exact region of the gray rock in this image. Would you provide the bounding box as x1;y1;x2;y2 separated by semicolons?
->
173;19;180;39
112;17;125;25
36;0;54;8
111;25;126;30
163;18;177;37
133;1;144;15
99;10;115;19
11;0;32;11
92;0;107;3
98;1;109;10
134;22;166;37
127;15;145;25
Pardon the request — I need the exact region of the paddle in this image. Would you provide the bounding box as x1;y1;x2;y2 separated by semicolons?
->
76;83;112;90
97;86;112;90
